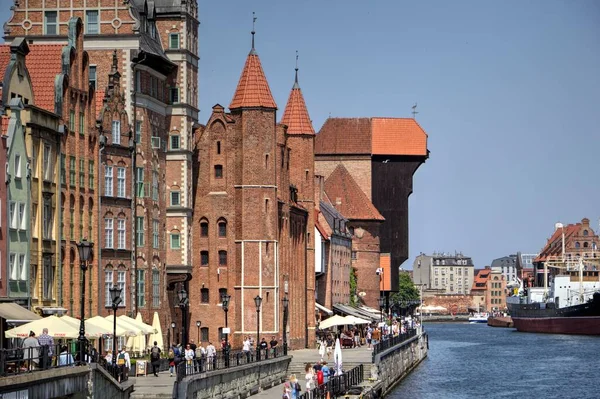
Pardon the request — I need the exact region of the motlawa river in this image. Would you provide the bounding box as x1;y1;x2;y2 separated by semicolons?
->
389;322;600;399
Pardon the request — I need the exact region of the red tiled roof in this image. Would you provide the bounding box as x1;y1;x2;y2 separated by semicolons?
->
0;46;10;86
26;44;64;112
535;222;587;262
229;53;277;110
281;77;314;135
324;164;384;221
315;210;330;240
315;117;428;156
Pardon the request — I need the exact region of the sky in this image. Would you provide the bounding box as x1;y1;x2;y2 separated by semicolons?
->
1;0;599;269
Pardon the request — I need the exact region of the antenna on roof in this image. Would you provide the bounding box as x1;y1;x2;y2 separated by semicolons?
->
251;12;257;53
294;50;299;88
412;103;419;119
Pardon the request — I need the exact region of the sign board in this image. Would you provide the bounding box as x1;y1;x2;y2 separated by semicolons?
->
222;328;230;334
136;360;146;376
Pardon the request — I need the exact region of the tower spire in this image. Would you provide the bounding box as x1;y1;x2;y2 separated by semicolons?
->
293;50;299;89
250;12;257;55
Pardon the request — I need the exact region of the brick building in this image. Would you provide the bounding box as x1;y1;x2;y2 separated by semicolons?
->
470;267;507;312
4;0;199;341
315;117;429;292
190;34;313;349
322;164;384;308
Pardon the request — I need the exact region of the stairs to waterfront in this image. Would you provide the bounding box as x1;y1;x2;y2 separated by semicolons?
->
285;347;372;383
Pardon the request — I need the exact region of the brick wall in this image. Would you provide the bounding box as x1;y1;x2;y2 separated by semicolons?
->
315;156;372;200
349;221;381;309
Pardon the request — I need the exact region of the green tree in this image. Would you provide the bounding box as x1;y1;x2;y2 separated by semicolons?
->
349;267;358;306
391;272;420;304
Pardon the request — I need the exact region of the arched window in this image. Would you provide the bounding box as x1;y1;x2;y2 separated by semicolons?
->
200;219;209;237
200;288;209;303
219;250;227;266
583;230;589;236
218;219;227;237
575;242;580;248
214;165;223;179
583;242;589;248
200;251;209;266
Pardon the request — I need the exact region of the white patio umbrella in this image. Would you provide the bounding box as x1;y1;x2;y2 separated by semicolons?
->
5;315;79;338
146;312;164;350
342;315;370;325
87;315;135;337
118;315;156;334
126;313;148;356
333;337;343;376
318;315;349;330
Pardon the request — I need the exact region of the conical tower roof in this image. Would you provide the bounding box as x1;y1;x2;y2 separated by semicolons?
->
229;37;277;110
281;67;314;135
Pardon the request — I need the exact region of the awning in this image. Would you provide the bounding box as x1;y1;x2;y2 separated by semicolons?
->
315;302;333;315
333;304;378;322
0;302;41;324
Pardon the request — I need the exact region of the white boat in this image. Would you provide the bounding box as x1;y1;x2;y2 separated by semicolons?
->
468;312;489;323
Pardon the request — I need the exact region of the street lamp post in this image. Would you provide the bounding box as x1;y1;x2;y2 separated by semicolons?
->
221;293;231;366
254;295;262;361
171;322;176;346
77;239;93;364
282;295;289;355
196;321;201;343
109;284;122;370
178;288;189;347
378;296;385;326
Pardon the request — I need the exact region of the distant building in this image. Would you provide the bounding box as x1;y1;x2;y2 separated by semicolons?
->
491;255;518;284
470;267;507;312
516;252;537;287
412;252;475;295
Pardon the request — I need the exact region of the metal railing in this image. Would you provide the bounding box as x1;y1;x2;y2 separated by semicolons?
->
298;364;364;399
0;342;88;377
372;328;417;359
97;358;130;382
176;346;284;382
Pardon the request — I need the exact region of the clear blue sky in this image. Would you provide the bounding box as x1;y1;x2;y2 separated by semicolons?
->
2;1;599;268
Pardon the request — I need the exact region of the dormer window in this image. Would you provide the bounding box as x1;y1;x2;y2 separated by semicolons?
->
149;21;156;39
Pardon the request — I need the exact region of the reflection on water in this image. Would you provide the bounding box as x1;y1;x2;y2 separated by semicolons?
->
389;323;600;399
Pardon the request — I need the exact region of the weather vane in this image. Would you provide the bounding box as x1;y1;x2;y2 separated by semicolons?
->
411;103;419;119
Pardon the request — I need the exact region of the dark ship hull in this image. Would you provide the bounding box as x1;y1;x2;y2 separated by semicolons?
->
507;292;600;335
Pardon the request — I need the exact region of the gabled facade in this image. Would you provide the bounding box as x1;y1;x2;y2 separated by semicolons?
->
315;117;429;291
191;34;312;349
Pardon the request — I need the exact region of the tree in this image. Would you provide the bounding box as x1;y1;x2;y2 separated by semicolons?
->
391;272;420;304
349;267;358;306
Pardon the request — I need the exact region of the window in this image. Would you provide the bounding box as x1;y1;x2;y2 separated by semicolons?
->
583;230;589;236
169;87;179;103
15;203;23;231
104;165;113;196
69;156;76;187
43;200;52;239
135;70;141;92
218;288;227;303
152;171;158;201
575;242;580;248
169;33;180;49
69;110;75;132
9;253;16;281
152;219;159;249
43;256;54;300
117;270;126;307
31;203;38;235
201;251;209;266
9;202;16;229
85;10;99;34
89;210;93;240
14;154;21;178
218;220;227;237
117;167;126;198
60;155;66;185
79;159;85;187
351;251;357;260
135;121;142;144
200;327;209;341
170;191;180;206
88;161;94;189
44;11;58;35
136;217;144;246
152;270;160;308
214;165;223;179
201;288;209;303
105;218;114;248
105;270;113;307
216;141;221;154
79;111;85;136
170;134;180;150
117;219;126;249
43;144;52;181
200;221;208;237
69;209;74;240
89;65;97;89
170;233;181;249
136;168;145;197
137;270;145;308
219;250;227;266
31;264;38;299
112;120;121;145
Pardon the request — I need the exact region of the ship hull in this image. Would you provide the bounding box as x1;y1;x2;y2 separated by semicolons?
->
508;292;600;335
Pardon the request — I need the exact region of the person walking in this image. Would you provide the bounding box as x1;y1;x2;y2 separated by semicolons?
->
116;347;131;382
168;345;176;377
22;331;40;370
37;328;54;369
318;338;326;362
150;341;161;377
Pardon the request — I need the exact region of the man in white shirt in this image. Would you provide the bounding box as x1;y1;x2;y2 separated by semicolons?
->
116;347;131;382
206;342;216;370
242;336;251;363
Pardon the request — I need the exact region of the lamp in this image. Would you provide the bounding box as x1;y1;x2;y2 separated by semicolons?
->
254;295;262;360
378;296;385;324
196;320;201;342
282;295;289;355
178;288;188;346
221;293;231;366
76;239;94;365
171;322;176;345
109;284;122;370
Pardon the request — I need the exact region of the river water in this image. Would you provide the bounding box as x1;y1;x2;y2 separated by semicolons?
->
389;322;600;399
